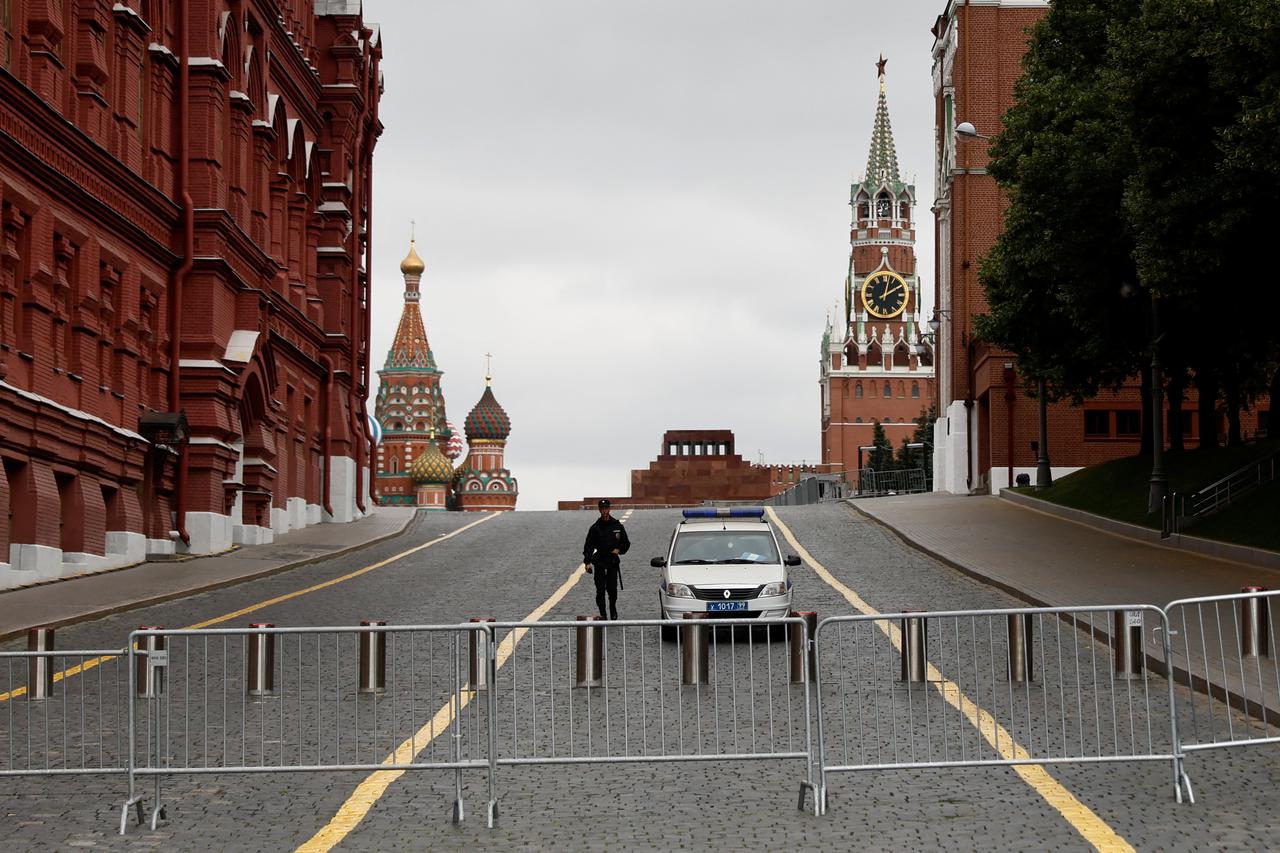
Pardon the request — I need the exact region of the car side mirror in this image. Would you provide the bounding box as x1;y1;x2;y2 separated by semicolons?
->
784;555;801;567
651;557;667;568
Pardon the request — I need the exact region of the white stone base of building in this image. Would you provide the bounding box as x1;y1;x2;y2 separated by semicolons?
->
306;503;322;525
325;456;358;523
270;507;290;535
287;497;307;530
932;400;973;494
147;538;176;556
233;524;273;545
2;543;63;588
106;531;147;564
180;512;234;555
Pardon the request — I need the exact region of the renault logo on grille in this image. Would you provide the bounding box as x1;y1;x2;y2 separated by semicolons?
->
723;589;731;600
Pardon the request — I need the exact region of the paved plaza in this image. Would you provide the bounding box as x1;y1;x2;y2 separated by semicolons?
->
1;504;1278;851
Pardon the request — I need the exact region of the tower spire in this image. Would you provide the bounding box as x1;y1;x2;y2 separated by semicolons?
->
865;54;900;184
385;234;437;371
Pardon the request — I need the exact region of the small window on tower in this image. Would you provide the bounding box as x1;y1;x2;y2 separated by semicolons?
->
855;383;863;399
876;193;891;218
883;382;891;398
911;382;920;399
858;201;869;221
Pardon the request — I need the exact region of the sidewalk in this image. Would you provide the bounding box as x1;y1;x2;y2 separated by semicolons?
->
849;492;1278;609
0;507;416;641
850;491;1279;721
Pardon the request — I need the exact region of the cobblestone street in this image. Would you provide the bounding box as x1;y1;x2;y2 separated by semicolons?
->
2;505;1278;851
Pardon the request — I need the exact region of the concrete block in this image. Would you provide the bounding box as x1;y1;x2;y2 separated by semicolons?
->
306;503;322;525
233;524;273;545
181;512;234;555
105;531;147;563
325;456;357;523
271;507;290;535
287;497;307;530
8;543;63;580
146;538;176;556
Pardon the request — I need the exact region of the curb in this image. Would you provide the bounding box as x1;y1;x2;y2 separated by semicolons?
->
999;488;1280;573
844;501;1052;609
0;511;419;643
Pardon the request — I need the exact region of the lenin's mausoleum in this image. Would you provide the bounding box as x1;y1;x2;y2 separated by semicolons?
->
0;1;383;588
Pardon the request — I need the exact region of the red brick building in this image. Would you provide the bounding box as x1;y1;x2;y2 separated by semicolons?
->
820;60;936;475
558;430;817;510
0;1;382;587
928;0;1265;494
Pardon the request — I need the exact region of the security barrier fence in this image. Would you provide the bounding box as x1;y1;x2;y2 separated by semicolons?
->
811;605;1191;812
1164;589;1280;756
1;645;130;776
0;591;1276;836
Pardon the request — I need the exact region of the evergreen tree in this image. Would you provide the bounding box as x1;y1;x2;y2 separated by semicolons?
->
868;419;894;471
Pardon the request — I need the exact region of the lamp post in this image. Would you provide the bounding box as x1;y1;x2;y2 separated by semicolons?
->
1035;377;1053;490
1148;297;1168;513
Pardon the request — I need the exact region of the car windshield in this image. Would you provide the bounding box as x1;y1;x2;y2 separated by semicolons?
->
672;530;780;564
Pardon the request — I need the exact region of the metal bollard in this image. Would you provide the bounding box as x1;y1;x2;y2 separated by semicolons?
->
246;623;275;696
1113;610;1145;678
468;617;494;691
26;626;55;700
900;611;928;683
136;627;165;698
1240;586;1270;658
789;610;817;684
681;613;710;685
358;620;387;694
574;615;604;688
1007;613;1034;683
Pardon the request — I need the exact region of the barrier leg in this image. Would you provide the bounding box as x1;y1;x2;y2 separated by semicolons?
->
900;612;927;683
1240;586;1270;657
575;616;604;688
1113;610;1144;679
682;613;709;685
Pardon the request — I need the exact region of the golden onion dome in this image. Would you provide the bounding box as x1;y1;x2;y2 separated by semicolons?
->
408;441;453;485
400;240;425;276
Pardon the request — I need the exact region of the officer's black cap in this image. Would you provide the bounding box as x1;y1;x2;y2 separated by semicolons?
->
598;499;611;508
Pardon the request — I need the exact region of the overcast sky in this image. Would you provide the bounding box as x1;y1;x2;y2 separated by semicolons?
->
365;0;943;510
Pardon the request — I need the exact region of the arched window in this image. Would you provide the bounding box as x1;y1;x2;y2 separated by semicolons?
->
899;201;910;221
911;382;920;399
392;421;403;431
854;383;863;399
389;457;399;474
897;381;905;398
883;382;891;398
857;200;869;221
875;192;891;218
855;417;863;424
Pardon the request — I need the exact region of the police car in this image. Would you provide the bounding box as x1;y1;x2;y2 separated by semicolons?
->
651;508;799;639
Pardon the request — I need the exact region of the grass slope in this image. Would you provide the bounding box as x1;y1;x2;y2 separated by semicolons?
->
1016;438;1280;551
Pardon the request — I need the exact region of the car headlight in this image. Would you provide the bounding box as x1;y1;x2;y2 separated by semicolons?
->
666;582;694;598
760;582;786;597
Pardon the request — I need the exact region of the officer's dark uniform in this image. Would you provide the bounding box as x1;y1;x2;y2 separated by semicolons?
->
582;502;630;620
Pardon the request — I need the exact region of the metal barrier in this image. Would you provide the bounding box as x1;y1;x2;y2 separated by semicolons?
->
1;641;131;777
486;617;818;814
812;605;1188;813
1163;589;1280;759
119;623;494;833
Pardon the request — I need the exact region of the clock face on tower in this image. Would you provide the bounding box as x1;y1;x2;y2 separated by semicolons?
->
860;271;909;319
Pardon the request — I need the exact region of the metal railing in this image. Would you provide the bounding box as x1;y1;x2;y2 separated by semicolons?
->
487;618;814;786
1184;450;1279;525
1;646;130;776
811;605;1191;812
853;467;928;497
4;590;1279;836
119;624;492;832
765;475;848;506
1164;589;1279;754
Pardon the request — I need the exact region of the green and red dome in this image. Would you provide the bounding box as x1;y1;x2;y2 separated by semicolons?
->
464;386;511;442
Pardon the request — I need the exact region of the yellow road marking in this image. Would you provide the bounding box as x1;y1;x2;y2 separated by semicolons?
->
296;547;601;852
0;513;500;703
767;507;1134;853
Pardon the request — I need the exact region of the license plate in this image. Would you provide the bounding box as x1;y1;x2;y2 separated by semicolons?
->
707;601;747;612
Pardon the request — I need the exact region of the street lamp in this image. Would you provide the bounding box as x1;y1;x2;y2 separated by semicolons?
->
955;121;991;140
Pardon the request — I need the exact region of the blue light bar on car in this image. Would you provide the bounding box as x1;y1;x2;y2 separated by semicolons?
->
682;508;766;519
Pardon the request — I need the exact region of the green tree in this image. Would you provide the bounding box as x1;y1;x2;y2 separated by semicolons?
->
896;405;937;469
867;419;894;471
976;0;1146;411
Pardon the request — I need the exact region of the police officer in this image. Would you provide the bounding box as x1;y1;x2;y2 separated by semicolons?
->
582;499;630;620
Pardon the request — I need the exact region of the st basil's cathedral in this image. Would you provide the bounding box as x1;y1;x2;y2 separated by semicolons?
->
372;241;518;511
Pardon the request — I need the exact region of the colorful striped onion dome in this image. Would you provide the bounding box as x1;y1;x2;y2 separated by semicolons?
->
408;441;454;485
464;386;511;442
444;420;464;459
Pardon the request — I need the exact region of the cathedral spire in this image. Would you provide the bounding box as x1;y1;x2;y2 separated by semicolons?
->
385;234;438;371
864;55;900;185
